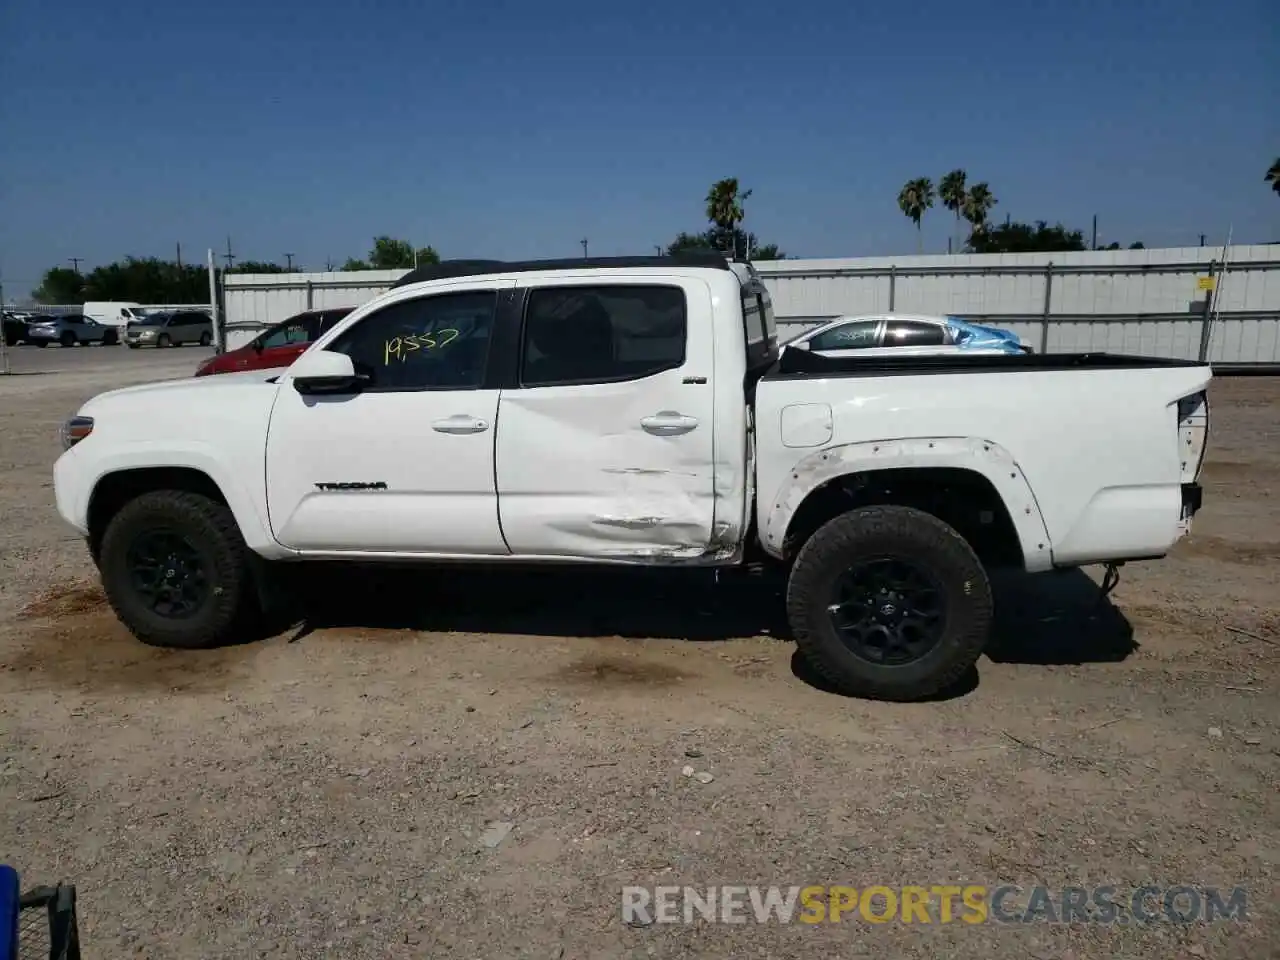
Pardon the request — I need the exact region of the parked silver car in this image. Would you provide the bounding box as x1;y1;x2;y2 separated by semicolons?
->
125;310;213;348
25;314;120;347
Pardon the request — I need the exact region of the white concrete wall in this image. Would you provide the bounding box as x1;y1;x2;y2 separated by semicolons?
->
223;246;1280;361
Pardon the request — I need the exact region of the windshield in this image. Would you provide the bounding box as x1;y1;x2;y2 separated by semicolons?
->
136;314;170;325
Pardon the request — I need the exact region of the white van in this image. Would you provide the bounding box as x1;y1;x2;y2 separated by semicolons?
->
83;302;149;328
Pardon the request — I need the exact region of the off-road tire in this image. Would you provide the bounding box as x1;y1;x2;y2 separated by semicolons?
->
156;333;172;348
785;505;993;702
98;490;262;649
199;331;212;346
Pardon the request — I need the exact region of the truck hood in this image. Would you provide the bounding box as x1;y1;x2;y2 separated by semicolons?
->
79;367;288;414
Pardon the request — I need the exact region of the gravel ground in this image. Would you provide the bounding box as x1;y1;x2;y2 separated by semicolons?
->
1;353;1276;959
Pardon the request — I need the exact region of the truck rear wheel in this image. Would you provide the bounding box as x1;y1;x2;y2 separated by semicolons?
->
785;505;992;701
98;490;262;649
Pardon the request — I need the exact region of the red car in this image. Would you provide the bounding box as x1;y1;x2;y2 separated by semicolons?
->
194;306;355;377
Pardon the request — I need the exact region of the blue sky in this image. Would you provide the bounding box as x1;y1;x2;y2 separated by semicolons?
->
1;0;1276;295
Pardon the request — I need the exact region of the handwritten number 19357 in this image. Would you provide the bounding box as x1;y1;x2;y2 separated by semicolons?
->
384;328;460;364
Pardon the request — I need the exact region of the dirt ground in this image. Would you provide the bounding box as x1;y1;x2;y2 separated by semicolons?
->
1;352;1276;959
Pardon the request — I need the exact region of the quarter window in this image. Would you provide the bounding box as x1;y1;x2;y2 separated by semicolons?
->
326;291;497;390
810;320;880;351
520;285;686;387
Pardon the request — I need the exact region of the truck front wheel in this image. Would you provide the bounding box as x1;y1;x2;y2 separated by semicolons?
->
98;490;262;648
785;505;992;702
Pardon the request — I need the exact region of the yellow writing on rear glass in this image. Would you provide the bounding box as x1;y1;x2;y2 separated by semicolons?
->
384;328;460;364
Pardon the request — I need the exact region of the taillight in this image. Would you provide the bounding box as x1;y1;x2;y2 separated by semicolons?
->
1177;392;1209;481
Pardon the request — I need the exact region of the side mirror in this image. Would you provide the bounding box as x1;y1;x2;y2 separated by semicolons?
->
290;349;367;395
790;339;811;351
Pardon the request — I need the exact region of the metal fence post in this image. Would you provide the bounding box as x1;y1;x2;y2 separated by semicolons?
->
1039;262;1054;354
207;249;222;354
888;265;896;313
1197;260;1219;363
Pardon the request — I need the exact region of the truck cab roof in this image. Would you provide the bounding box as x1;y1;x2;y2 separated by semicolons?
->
389;253;754;290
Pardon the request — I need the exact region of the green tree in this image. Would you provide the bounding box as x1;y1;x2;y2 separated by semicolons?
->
1267;157;1280;196
705;179;753;257
967;220;1086;254
228;260;287;274
365;236;441;269
961;182;997;242
341;258;370;271
897;177;935;253
938;169;967;250
32;267;85;304
664;228;783;260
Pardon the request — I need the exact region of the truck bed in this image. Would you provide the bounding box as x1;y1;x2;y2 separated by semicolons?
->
770;348;1207;379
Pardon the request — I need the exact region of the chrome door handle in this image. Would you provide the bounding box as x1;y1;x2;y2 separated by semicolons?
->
431;415;489;434
639;412;698;436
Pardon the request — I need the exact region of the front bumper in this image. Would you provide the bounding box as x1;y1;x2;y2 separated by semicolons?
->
53;449;90;535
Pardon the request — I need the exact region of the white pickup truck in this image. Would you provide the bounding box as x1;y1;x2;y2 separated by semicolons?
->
53;255;1212;701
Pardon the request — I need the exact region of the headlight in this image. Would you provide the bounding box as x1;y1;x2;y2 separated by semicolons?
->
60;416;94;451
140;330;156;337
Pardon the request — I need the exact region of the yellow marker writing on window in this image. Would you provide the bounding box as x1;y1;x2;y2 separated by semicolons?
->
383;328;460;364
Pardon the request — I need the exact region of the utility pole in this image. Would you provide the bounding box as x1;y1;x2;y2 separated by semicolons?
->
223;236;236;270
654;245;663;255
68;257;83;273
1091;215;1098;250
284;252;295;271
580;238;588;259
1199;234;1206;247
176;242;183;268
325;257;334;271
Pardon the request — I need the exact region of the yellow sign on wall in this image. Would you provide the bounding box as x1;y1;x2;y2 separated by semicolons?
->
1197;276;1216;291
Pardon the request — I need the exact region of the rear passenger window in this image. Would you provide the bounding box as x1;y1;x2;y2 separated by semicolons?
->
520;285;686;387
884;319;946;346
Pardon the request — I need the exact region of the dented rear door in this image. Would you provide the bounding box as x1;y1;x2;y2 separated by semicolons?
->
495;276;717;560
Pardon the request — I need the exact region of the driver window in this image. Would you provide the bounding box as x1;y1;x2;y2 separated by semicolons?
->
326;290;497;391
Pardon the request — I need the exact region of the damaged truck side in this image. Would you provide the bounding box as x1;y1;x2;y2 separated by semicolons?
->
53;255;1212;701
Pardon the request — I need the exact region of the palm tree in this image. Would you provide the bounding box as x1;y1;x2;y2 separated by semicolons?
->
962;182;998;245
897;177;935;253
1267;157;1280;196
705;178;752;257
938;169;967;251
